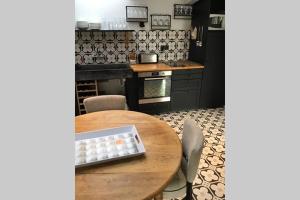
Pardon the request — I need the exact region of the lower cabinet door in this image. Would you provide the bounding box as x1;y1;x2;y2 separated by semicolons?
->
171;89;200;111
188;90;201;109
171;90;189;111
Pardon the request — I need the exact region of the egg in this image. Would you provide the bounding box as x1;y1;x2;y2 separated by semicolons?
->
75;144;86;151
125;138;134;143
116;144;125;150
75;150;86;157
118;151;127;156
128;148;137;154
86;149;97;156
106;146;116;152
86;139;96;144
107;136;114;141
75;157;86;165
96;137;106;143
86;155;97;162
108;152;117;158
76;140;86;146
96;143;103;148
97;155;104;161
123;133;130;138
105;141;113;146
126;143;134;148
86;143;97;150
96;147;106;154
101;154;108;159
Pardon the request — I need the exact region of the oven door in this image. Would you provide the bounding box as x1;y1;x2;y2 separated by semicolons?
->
138;76;171;104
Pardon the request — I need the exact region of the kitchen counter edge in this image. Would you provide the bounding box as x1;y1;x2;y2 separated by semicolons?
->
130;63;205;72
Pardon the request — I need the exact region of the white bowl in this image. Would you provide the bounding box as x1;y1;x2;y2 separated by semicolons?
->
89;23;101;30
77;21;89;29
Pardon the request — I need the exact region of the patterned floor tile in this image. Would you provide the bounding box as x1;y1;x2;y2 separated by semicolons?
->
153;107;225;200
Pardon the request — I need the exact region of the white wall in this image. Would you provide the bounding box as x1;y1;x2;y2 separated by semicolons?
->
75;0;193;30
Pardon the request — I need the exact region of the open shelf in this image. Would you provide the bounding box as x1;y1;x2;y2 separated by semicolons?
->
75;29;135;32
76;80;98;115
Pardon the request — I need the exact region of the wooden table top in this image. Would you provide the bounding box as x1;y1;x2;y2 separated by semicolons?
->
75;110;182;200
131;62;205;72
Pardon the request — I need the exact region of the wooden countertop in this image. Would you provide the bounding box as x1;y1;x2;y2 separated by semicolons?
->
131;61;205;72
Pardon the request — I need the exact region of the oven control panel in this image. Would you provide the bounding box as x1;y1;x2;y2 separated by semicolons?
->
138;71;172;78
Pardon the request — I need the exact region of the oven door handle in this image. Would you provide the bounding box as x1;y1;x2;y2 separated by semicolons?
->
144;77;167;81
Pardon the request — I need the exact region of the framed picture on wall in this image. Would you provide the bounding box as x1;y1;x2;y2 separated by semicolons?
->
174;4;192;19
126;6;148;22
150;14;171;30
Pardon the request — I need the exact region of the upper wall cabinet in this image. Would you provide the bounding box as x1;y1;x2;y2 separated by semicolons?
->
210;0;225;14
188;0;225;64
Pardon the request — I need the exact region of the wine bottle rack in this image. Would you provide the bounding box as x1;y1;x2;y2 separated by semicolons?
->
76;80;98;115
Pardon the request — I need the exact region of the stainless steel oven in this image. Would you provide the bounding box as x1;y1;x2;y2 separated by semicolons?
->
138;71;172;104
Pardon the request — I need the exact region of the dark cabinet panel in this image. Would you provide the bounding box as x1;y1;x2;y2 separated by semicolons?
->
171;89;201;111
171;69;203;111
200;31;225;108
172;80;190;90
188;90;201;109
189;0;211;64
139;102;170;114
189;0;225;109
210;0;225;14
125;74;139;111
189;79;202;89
171;90;189;110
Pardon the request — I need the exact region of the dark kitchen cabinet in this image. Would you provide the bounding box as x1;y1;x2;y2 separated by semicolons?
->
200;31;225;108
138;102;171;114
171;69;203;111
189;0;225;64
210;0;225;14
189;0;225;108
189;0;211;64
171;90;189;110
125;74;139;111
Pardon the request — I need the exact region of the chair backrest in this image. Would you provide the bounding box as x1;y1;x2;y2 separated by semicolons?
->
181;119;204;183
83;95;128;113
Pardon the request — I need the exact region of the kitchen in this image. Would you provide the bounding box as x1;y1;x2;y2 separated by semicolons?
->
75;0;225;199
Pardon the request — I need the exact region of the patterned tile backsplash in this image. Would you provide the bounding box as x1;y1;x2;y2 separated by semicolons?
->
75;30;191;64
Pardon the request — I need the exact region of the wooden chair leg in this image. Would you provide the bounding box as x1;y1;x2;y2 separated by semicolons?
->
185;182;193;200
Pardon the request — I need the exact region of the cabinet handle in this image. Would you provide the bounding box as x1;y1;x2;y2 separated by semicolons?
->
200;26;203;46
144;77;166;81
196;26;203;47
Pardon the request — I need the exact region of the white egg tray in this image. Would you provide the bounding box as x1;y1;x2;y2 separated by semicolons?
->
75;125;146;168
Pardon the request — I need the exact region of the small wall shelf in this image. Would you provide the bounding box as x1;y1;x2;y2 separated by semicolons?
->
75;29;135;32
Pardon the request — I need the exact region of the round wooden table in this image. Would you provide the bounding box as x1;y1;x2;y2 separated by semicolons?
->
75;110;182;200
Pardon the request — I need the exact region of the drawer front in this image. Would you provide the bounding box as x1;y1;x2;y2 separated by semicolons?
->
139;102;170;114
189;79;202;88
172;69;203;80
172;79;202;90
190;72;203;79
172;74;190;80
172;80;190;90
172;69;203;75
